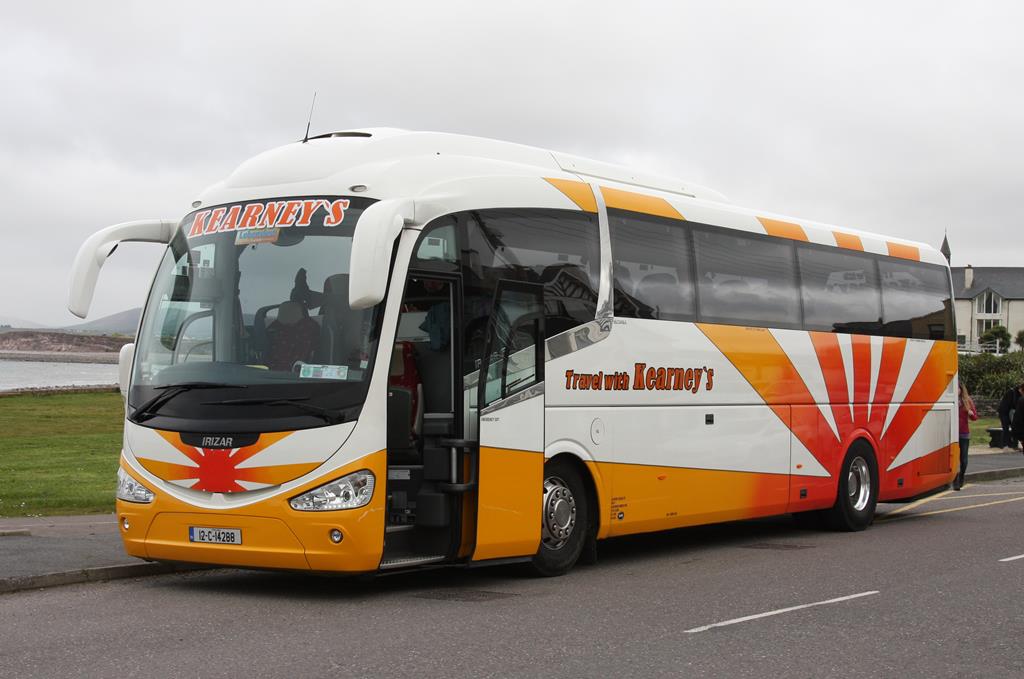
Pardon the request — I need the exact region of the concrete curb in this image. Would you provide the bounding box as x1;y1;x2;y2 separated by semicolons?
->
0;562;207;595
966;466;1024;483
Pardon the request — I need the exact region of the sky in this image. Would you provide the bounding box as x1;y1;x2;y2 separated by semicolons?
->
1;1;1022;326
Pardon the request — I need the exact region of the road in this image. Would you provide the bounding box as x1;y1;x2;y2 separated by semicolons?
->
2;480;1023;678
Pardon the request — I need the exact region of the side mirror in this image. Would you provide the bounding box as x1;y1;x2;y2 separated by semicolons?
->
118;343;135;397
349;199;414;309
67;219;177;319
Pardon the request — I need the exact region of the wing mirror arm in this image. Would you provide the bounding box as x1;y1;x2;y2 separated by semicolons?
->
67;219;177;319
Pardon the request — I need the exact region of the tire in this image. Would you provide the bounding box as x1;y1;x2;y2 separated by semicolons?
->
530;458;589;577
826;442;879;532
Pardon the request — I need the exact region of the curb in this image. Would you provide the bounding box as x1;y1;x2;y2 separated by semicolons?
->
0;529;31;537
0;562;207;595
966;466;1024;483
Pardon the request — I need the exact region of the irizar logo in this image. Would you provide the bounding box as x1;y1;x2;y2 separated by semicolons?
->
200;436;234;448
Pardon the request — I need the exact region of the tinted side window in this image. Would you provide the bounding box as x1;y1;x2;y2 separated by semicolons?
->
460;209;600;373
797;246;882;334
878;260;953;340
694;228;800;328
609;210;695;321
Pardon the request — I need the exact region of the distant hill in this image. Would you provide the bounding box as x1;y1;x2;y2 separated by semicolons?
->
0;330;130;353
0;315;44;329
64;308;141;336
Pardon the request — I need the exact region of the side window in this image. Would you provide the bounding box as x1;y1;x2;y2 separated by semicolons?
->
480;282;545;406
462;209;600;374
878;260;953;340
797;246;882;334
414;223;457;264
694;228;801;328
609;210;695;321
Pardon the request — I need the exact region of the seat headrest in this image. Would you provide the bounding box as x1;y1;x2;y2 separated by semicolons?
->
276;300;307;326
324;274;349;297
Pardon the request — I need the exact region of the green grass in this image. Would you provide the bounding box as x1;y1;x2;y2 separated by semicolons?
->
969;416;1001;449
0;392;123;517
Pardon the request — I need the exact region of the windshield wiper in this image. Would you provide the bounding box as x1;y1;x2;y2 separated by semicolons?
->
131;383;243;423
202;397;346;425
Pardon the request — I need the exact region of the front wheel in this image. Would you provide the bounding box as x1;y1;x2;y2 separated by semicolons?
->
827;442;878;531
530;459;589;577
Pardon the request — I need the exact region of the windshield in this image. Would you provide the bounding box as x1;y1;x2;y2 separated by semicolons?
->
129;195;383;431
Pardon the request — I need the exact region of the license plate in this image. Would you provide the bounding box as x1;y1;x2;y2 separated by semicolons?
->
189;526;242;545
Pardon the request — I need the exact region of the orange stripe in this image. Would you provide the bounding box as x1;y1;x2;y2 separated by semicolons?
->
886;241;921;261
136;457;199;482
544;178;597;212
832;231;864;251
758;217;808;241
600;186;684;220
235;462;323;485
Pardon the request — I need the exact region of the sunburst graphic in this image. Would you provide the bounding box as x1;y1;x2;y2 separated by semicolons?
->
698;324;957;483
135;430;320;493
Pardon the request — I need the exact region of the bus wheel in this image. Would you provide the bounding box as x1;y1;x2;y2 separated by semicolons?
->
827;442;878;532
531;459;588;577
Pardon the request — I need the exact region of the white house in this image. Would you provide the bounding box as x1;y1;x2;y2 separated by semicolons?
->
952;266;1024;350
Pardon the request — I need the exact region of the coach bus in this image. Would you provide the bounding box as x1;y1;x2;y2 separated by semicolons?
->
68;129;957;576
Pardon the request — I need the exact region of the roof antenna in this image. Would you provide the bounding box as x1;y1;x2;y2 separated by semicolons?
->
302;91;317;143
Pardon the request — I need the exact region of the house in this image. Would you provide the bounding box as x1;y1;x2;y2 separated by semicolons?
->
951;266;1024;350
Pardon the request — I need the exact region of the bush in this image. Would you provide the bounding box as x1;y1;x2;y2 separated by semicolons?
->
980;325;1012;351
1016;329;1024;351
959;351;1024;399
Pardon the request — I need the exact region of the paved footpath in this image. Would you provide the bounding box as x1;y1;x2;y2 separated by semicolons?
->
2;452;1023;594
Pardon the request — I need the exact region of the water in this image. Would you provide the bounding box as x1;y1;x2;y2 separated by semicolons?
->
0;360;118;391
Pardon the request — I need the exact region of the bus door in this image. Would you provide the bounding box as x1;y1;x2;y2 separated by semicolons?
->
383;273;465;567
472;281;546;561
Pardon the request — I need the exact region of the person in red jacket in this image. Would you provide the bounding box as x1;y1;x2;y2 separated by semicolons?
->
954;383;979;491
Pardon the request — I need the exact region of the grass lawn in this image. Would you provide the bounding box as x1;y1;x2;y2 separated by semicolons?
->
970;416;1002;449
0;391;123;517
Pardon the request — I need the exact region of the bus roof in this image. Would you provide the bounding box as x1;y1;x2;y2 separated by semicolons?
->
195;128;944;266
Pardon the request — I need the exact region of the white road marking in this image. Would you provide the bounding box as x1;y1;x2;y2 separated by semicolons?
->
999;553;1024;563
683;591;880;634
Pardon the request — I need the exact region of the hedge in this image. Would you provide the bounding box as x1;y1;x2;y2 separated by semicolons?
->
958;351;1024;400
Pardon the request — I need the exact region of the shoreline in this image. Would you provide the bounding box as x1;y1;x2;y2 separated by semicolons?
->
0;351;119;365
0;384;119;398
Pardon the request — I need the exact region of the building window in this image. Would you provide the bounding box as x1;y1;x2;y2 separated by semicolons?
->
978;318;999;337
976;290;1001;315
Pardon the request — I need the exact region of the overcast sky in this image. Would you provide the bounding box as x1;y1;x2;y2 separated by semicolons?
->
2;1;1021;326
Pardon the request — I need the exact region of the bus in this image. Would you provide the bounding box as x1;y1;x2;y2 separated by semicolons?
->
68;129;957;576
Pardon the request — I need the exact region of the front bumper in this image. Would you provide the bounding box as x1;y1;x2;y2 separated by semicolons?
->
117;450;387;573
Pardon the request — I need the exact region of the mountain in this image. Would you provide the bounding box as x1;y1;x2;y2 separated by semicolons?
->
64;307;142;336
0;315;44;329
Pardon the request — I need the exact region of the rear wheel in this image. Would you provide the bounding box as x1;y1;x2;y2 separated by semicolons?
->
530;459;588;576
827;442;878;531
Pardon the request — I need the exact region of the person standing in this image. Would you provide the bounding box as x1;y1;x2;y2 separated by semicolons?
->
954;384;979;491
997;383;1023;452
1013;386;1024;456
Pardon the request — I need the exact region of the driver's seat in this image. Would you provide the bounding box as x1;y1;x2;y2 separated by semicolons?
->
266;301;319;371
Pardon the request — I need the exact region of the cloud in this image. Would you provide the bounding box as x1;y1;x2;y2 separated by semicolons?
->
2;0;1022;324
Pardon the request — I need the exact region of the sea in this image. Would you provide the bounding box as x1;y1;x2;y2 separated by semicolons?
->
0;360;118;391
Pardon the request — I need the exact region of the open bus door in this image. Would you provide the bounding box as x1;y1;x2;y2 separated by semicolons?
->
471;281;546;561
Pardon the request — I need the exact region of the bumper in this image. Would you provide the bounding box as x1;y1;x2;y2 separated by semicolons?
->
118;450;386;573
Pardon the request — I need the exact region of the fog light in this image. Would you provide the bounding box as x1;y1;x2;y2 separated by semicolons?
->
122;517;130;531
329;529;343;544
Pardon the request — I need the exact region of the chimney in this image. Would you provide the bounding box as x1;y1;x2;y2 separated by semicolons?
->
964;265;974;289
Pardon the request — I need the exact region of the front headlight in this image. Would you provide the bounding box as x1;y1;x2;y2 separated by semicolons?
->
117;467;155;503
289;470;375;511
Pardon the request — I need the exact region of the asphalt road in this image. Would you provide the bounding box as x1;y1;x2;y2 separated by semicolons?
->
2;480;1023;679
